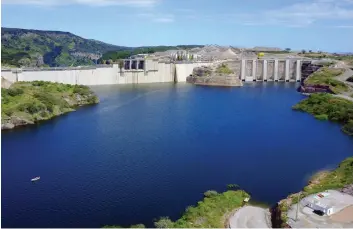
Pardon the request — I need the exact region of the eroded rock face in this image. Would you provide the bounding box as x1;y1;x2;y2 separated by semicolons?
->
192;66;213;77
340;184;353;196
187;64;243;87
299;84;334;93
1;116;34;130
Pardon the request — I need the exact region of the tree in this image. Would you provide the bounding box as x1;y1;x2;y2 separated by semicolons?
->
301;49;306;54
285;48;291;52
154;217;174;228
203;190;218;198
118;59;124;71
309;50;313;53
18;58;31;67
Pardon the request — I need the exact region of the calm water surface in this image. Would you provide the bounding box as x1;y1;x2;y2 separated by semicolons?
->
2;82;353;227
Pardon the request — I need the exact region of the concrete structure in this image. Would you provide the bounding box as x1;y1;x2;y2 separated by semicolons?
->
2;60;212;85
304;193;334;216
240;59;303;82
1;58;306;86
287;190;353;228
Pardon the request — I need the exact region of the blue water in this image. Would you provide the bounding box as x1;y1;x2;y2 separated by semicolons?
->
2;82;353;228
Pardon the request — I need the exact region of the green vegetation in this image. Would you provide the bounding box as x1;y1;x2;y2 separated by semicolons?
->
1;81;99;129
1;27;127;67
305;67;347;93
103;189;249;228
293;93;353;135
216;63;233;74
314;114;329;120
171;190;249;228
100;45;203;63
1;27;203;67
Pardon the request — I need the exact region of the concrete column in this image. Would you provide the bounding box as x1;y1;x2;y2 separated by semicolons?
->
274;59;279;81
285;59;290;81
252;59;256;81
296;60;301;82
129;60;132;70
241;59;246;81
263;60;267;81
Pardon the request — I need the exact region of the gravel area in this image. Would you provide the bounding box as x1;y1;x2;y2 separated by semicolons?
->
229;206;271;228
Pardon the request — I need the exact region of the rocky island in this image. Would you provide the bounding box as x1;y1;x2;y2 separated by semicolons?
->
1;80;99;130
186;63;243;87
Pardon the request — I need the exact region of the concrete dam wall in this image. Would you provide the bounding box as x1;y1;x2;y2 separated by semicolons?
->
1;61;210;85
1;59;306;85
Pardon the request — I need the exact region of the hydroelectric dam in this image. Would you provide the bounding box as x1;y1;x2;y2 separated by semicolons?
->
1;58;310;85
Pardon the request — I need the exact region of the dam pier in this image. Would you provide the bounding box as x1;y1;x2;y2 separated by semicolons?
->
2;58;309;85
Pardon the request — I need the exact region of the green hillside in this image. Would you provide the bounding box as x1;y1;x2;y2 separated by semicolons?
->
1;27;129;67
1;27;204;67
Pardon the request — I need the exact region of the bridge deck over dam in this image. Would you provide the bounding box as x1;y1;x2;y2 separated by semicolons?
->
1;58;310;85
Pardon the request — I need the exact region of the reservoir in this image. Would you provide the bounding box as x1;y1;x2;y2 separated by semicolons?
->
2;82;353;228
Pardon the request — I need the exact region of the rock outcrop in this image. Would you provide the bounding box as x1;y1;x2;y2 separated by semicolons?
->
1;77;13;89
186;64;243;87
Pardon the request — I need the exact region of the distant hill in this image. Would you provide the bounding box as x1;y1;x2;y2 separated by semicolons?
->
1;27;130;67
1;27;204;67
101;45;204;62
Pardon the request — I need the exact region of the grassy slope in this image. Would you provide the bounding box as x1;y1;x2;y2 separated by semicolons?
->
278;157;353;226
293;93;353;135
305;67;347;93
1;81;99;128
104;190;249;228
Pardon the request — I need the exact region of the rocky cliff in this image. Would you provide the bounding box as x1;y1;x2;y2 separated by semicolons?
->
186;63;243;87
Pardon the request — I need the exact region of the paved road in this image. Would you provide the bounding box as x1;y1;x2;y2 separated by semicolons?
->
229;206;271;228
333;62;353;99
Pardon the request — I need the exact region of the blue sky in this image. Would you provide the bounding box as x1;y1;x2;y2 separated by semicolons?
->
2;0;353;52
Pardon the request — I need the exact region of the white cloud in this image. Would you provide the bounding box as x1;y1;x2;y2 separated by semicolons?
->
137;12;174;23
233;0;353;27
179;0;352;28
1;0;159;7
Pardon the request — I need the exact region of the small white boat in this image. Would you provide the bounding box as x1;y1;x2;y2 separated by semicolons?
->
31;177;40;182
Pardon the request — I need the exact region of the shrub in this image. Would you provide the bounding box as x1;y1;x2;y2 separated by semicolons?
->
203;190;218;198
73;85;91;96
315;114;328;120
31;81;49;87
17;101;46;114
33;91;70;112
294;93;353;136
7;87;24;96
342;120;353;135
216;63;233;74
154;217;174;228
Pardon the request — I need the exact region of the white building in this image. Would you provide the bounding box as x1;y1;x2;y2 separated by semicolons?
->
303;193;334;216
